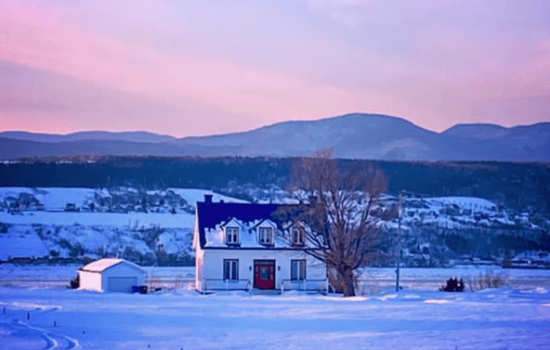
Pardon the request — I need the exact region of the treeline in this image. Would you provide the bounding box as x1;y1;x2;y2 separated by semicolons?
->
1;156;549;215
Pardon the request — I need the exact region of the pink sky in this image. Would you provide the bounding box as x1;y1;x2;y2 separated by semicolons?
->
0;0;549;137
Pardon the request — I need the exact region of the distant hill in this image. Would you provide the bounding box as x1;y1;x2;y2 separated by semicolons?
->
1;114;549;161
442;123;510;140
0;130;176;143
440;122;550;161
175;114;439;159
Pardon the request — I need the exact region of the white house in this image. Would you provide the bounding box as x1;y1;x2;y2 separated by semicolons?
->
194;195;328;293
78;258;146;293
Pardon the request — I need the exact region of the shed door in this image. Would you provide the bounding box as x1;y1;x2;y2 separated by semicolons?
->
107;277;138;293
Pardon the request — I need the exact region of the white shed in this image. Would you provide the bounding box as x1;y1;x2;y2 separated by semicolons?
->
78;258;146;293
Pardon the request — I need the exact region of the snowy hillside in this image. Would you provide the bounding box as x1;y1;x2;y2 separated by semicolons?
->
398;196;516;229
0;186;546;266
221;185;548;266
0;187;247;263
378;194;547;267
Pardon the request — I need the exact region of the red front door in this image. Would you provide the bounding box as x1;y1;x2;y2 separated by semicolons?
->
254;260;275;289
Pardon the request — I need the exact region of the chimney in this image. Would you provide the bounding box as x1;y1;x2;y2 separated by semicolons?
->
204;194;213;204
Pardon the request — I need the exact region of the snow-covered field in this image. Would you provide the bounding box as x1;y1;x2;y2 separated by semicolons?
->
0;211;195;228
1;285;549;349
357;267;550;294
0;265;195;290
1;267;550;349
2;264;550;293
0;187;245;212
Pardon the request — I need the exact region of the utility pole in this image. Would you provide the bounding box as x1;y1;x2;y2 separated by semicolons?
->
396;249;403;292
396;190;403;292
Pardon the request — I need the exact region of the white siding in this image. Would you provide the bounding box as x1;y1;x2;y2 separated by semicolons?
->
78;261;145;293
196;248;204;290
198;249;326;292
78;270;103;292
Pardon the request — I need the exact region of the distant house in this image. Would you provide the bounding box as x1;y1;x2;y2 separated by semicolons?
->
193;195;328;293
65;203;80;212
78;258;146;293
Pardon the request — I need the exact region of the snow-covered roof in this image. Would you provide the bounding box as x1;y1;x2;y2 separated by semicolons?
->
79;258;145;273
196;200;311;249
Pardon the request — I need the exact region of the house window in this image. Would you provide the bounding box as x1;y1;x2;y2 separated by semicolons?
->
292;228;305;246
259;227;273;246
291;260;306;281
226;227;240;245
223;259;239;281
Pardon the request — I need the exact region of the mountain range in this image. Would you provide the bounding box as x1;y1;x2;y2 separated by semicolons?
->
1;113;549;161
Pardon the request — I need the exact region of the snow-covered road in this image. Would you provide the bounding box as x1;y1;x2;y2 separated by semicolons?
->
1;286;549;349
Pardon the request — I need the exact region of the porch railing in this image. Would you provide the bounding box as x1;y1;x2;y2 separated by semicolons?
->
280;279;329;294
201;279;251;291
198;278;329;294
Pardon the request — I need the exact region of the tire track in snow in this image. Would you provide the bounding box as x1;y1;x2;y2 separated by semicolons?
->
1;311;79;349
11;301;62;312
12;319;80;349
0;318;58;349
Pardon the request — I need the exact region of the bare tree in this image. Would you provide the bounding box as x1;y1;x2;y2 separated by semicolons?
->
282;148;388;297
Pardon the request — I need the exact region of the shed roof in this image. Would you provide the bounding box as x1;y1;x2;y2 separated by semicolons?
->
79;258;145;273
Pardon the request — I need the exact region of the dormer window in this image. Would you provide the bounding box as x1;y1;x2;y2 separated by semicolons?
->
226;226;240;245
259;227;273;246
292;227;305;246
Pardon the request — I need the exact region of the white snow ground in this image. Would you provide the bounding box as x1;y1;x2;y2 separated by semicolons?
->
1;266;550;349
1;286;549;349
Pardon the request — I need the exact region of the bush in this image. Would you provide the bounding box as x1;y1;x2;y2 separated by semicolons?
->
69;244;83;258
439;277;465;292
469;270;508;291
59;238;71;249
0;222;9;234
68;275;79;289
34;226;44;239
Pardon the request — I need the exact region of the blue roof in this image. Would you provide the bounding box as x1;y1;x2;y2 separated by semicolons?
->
196;201;303;248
